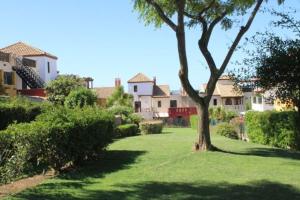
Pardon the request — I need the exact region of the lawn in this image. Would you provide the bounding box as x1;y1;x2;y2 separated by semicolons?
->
4;128;300;200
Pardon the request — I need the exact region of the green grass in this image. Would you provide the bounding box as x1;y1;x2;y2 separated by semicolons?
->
4;128;300;200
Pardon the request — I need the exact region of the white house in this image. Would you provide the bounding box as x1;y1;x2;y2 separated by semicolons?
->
251;89;275;111
1;42;58;89
127;73;198;122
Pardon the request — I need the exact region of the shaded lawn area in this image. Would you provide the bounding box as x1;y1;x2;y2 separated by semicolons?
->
4;128;300;200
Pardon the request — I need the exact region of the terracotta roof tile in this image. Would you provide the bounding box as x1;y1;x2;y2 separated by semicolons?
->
94;87;116;99
1;42;58;59
128;73;153;83
153;85;170;97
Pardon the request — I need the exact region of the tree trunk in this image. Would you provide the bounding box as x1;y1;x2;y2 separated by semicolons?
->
195;103;213;151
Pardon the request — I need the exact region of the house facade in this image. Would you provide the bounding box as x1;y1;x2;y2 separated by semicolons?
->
94;78;121;107
0;42;58;97
127;73;197;123
200;76;245;113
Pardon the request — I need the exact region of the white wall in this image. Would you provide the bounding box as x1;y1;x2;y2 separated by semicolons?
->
251;96;274;111
128;82;154;101
24;56;58;84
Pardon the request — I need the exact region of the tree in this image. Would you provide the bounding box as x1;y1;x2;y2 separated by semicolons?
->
106;86;133;108
133;0;283;150
65;87;97;108
46;75;85;105
231;8;300;116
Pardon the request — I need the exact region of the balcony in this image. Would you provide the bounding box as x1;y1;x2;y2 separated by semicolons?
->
0;51;10;62
168;107;197;118
17;89;46;97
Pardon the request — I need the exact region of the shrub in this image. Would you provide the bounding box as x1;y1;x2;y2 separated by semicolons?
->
140;120;163;135
0;107;114;183
0;103;41;130
215;122;238;139
245;111;300;150
46;75;85;105
65;87;97;108
190;115;198;130
115;124;139;138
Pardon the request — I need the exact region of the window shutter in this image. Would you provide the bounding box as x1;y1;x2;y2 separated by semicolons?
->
0;70;3;85
12;71;16;85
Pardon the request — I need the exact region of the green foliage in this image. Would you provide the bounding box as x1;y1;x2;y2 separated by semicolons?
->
46;75;85;105
0;107;114;183
245;111;300;150
215;122;238;140
65;87;97;108
0;98;41;130
127;113;142;125
106;86;133;108
115;124;139;138
133;0;261;29
140;120;163;135
190;107;237;129
190;115;198;130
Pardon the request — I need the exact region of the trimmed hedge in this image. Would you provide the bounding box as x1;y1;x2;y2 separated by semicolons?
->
0;107;114;183
115;124;139;138
215;122;238;140
140;120;163;135
0;104;41;130
245;111;300;150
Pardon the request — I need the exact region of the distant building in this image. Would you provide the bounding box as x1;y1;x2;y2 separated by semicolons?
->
127;73;197;124
94;78;121;107
200;75;245;113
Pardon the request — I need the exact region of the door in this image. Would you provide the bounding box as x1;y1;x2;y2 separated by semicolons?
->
135;101;141;113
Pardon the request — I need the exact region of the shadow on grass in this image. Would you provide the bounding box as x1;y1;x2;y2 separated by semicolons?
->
219;147;300;160
59;150;146;180
13;180;300;200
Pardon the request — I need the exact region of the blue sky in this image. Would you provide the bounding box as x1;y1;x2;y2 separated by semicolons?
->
0;1;299;90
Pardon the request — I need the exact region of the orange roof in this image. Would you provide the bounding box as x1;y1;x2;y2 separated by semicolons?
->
128;73;153;83
94;87;116;99
153;85;170;97
1;42;58;59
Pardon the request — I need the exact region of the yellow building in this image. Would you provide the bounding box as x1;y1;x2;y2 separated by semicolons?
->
274;99;295;111
0;51;17;96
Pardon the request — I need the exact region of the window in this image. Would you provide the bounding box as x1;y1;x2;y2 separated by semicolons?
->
253;96;257;104
158;101;161;108
47;62;50;73
225;98;232;105
170;100;177;108
258;96;263;104
234;98;240;105
4;72;13;85
134;85;138;92
213;99;217;106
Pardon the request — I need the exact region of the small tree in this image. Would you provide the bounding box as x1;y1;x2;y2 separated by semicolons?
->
46;75;85;105
65;87;97;108
106;86;133;108
232;9;300;116
133;0;283;150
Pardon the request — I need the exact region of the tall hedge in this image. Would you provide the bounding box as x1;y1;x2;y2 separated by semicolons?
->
245;111;300;150
0;104;41;130
0;107;114;183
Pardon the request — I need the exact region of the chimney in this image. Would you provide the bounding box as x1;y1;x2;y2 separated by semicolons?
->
153;76;156;86
115;78;121;87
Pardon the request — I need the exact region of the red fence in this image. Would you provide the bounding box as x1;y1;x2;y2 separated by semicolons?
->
168;107;197;118
17;89;46;97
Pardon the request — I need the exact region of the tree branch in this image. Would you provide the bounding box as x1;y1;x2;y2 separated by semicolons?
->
145;0;178;32
219;0;264;75
176;0;204;105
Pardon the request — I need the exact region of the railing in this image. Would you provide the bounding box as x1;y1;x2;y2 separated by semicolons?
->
17;89;46;97
0;51;9;62
22;58;36;68
168;107;197;118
